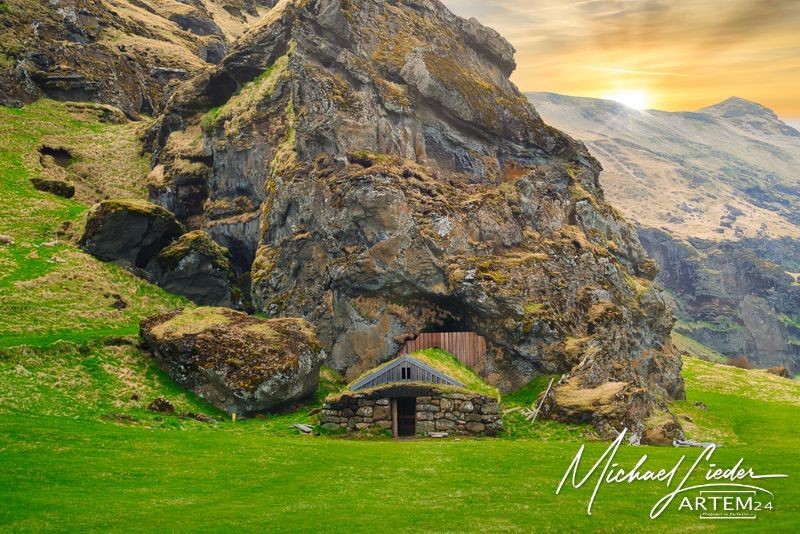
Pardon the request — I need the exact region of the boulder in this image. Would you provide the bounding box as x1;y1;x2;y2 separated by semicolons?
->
79;199;184;269
540;378;682;442
147;397;176;413
147;230;236;307
766;366;791;379
140;307;325;416
640;414;684;446
0;235;12;245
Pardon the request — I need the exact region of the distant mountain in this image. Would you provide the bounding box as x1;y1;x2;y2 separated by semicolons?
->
527;92;800;372
700;97;800;139
527;92;800;241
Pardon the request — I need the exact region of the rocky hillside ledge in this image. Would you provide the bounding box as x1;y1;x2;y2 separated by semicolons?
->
140;307;325;416
140;0;684;438
640;228;800;372
0;0;276;116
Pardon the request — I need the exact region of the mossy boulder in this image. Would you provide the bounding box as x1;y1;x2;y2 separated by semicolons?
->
767;366;791;379
79;199;184;269
140;307;325;416
540;377;682;443
147;230;236;307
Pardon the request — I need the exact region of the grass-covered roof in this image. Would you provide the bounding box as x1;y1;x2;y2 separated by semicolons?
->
334;348;500;400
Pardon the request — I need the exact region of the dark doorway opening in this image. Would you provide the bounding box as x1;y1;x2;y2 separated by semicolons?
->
396;398;416;437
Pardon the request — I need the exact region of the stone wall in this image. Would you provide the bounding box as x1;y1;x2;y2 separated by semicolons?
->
321;390;503;437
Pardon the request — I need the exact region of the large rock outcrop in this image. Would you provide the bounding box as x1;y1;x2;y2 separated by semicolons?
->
140;307;325;415
526;92;800;373
146;0;684;435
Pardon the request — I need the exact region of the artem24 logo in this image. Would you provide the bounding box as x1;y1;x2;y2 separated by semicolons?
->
678;488;774;520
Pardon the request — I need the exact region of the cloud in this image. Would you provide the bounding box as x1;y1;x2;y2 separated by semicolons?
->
579;66;692;78
441;0;800;115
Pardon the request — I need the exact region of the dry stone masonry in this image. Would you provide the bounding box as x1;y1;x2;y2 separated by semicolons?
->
322;389;502;437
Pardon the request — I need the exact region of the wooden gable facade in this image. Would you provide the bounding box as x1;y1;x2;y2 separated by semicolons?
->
349;355;464;392
399;332;487;370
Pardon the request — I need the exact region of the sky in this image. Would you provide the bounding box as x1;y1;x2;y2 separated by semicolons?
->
442;0;800;120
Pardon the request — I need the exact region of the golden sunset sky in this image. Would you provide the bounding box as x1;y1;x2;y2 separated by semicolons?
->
443;0;800;121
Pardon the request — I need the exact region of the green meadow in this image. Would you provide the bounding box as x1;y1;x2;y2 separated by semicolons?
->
1;101;798;531
0;355;797;532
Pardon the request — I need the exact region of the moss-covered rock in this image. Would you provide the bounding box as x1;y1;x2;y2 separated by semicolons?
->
154;230;232;271
144;0;684;436
140;307;325;416
147;230;236;307
79;199;185;268
0;0;277;115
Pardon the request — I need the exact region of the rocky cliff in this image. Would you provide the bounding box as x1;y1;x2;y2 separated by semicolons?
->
0;0;276;116
144;0;683;436
528;92;800;373
639;229;800;372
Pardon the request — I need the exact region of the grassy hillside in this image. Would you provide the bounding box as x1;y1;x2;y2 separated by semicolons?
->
672;330;728;363
0;101;187;346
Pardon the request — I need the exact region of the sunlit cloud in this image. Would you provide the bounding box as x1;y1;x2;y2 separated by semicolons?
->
579;66;692;78
442;0;800;116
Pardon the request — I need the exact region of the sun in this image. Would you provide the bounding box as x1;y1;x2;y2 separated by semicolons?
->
603;90;650;110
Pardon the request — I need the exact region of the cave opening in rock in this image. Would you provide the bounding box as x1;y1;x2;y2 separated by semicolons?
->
420;296;473;333
206;72;239;107
401;297;489;371
428;311;466;333
221;238;256;278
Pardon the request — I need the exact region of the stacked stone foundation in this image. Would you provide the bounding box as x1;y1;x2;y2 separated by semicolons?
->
321;391;502;437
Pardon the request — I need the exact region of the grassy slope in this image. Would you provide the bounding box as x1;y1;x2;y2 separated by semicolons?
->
0;101;187;346
672;330;728;363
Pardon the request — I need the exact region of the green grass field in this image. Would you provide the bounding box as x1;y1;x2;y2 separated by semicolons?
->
1;101;797;532
1;343;797;531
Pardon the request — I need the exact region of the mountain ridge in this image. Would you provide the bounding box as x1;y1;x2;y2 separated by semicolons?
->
528;91;800;241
